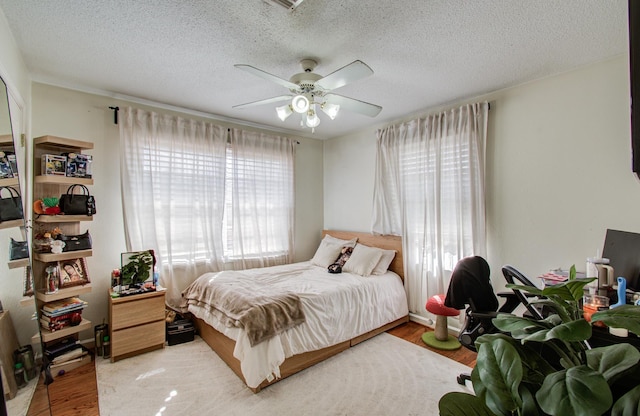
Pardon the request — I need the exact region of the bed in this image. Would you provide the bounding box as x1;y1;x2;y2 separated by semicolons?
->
183;230;409;392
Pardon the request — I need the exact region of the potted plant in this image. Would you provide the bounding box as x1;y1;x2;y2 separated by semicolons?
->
439;266;640;416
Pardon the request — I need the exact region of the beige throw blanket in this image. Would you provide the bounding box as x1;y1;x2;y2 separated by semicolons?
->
182;270;306;347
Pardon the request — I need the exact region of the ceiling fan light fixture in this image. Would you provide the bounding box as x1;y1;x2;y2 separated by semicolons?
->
306;107;320;128
291;94;310;113
321;102;340;120
276;104;293;121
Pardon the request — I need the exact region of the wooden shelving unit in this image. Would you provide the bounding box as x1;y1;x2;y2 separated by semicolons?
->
33;249;92;263
7;258;29;269
35;214;93;224
34;176;93;186
0;219;25;230
39;319;92;343
35;283;92;303
32;135;95;373
0;177;19;187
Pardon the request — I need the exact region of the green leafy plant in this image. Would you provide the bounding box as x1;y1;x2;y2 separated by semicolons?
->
439;266;640;416
120;251;154;286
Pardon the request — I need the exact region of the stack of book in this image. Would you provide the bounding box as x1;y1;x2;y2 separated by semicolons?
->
44;338;89;374
40;297;88;332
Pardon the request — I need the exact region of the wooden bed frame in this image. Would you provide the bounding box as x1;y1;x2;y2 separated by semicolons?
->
192;230;409;393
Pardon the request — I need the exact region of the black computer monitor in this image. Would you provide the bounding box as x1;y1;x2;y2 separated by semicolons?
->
601;229;640;291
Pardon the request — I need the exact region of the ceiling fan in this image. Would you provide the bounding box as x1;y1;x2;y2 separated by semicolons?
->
233;59;382;131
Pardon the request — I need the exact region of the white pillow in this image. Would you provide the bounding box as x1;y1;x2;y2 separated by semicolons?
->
310;235;358;268
322;234;358;248
343;243;383;277
372;249;397;275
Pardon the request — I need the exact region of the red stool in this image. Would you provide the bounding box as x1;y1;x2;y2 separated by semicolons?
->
421;294;461;350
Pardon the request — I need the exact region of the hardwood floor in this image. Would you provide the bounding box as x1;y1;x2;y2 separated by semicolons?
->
27;321;476;415
387;321;477;367
27;361;99;416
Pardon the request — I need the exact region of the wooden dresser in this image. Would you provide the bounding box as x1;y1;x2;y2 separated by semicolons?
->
108;290;165;362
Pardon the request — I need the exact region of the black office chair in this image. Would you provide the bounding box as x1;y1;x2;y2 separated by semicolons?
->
501;265;545;320
444;257;522;352
444;258;540;384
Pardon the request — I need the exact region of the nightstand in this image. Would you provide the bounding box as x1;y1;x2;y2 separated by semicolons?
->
108;290;166;362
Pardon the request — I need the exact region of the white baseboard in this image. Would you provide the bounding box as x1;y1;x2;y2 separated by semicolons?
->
409;312;462;336
409;312;433;328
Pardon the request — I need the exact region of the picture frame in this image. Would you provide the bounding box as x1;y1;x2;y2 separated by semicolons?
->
58;258;90;288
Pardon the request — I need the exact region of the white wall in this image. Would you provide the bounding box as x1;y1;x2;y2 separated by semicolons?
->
30;83;324;333
324;55;640;290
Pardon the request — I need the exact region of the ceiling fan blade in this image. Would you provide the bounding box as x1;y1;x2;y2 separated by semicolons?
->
315;60;374;91
235;64;300;90
233;95;292;109
325;93;382;117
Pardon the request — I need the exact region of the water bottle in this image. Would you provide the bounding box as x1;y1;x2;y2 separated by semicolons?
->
102;335;110;359
14;362;27;388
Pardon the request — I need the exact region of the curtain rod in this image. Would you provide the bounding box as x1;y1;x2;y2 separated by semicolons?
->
226;128;300;144
108;106;119;124
107;107;299;143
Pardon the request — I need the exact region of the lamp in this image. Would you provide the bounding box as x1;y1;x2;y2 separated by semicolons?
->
276;104;293;121
306;106;320;132
291;94;310;113
321;102;340;120
280;96;335;133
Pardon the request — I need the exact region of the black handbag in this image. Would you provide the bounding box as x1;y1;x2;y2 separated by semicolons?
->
0;186;23;222
57;230;92;252
59;184;96;216
9;238;29;260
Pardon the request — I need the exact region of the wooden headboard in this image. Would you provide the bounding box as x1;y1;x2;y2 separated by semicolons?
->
322;230;404;280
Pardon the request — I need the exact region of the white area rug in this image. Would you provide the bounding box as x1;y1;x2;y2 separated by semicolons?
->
96;333;473;416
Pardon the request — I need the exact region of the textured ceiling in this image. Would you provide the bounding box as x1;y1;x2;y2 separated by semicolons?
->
0;0;629;139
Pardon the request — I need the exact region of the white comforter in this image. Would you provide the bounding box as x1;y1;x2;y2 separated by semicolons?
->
187;261;409;388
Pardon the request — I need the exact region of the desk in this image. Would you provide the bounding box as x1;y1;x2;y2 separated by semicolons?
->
589;325;640;350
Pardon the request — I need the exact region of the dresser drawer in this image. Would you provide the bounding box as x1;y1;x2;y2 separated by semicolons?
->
111;293;165;330
111;320;165;358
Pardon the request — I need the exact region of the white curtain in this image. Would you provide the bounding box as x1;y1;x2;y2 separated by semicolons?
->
120;107;295;307
372;102;488;317
226;128;295;269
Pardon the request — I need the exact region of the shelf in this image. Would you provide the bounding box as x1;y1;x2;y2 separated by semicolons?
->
0;219;24;230
34;249;92;263
8;258;29;269
35;214;93;223
0;134;12;145
39;318;91;343
50;353;92;378
34;175;93;186
19;296;35;307
33;135;94;151
35;283;92;302
0;177;19;187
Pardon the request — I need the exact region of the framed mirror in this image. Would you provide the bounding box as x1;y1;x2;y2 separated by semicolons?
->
0;76;50;415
